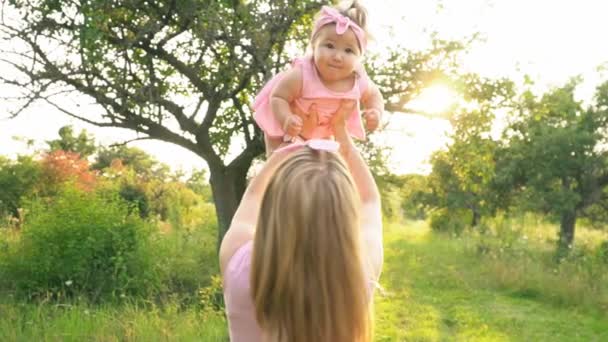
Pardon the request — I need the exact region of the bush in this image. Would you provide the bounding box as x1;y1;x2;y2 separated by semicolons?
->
597;240;608;264
429;208;471;235
150;200;219;302
1;185;160;301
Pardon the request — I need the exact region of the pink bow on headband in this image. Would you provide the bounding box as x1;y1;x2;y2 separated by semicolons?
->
312;6;367;52
275;139;340;154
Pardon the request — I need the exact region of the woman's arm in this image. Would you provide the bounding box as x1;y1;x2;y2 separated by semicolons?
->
219;149;293;274
331;100;381;204
331;100;384;280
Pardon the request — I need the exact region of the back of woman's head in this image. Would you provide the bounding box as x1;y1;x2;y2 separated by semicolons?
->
251;148;371;342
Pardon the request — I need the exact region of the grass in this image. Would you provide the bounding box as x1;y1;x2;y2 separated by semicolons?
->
374;219;608;341
0;299;227;341
1;218;607;341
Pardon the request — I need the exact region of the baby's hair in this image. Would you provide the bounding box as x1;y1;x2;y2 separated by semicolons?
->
336;0;368;33
310;0;371;48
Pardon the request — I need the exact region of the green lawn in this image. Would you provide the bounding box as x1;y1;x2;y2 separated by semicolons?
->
375;220;608;341
1;220;607;341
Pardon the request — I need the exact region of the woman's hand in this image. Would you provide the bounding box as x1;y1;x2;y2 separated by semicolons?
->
283;114;303;137
291;103;320;140
292;100;356;140
331;100;357;134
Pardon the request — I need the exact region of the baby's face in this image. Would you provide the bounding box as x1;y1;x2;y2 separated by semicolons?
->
312;24;362;83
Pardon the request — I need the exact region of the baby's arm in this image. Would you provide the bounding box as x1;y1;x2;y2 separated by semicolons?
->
361;81;384;132
270;67;304;137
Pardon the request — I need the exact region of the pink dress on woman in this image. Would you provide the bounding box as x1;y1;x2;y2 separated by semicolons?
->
223;241;262;342
253;56;368;140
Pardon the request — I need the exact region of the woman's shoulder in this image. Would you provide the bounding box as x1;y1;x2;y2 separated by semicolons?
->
219;225;255;276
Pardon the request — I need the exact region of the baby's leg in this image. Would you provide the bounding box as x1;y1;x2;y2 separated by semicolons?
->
264;134;283;157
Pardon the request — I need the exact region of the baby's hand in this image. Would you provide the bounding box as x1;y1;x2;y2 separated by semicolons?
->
283;114;303;137
363;108;381;132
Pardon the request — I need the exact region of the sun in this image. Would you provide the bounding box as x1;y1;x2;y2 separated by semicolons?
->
408;84;458;115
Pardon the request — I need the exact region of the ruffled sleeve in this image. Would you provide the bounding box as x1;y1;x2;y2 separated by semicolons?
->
252;58;307;138
252;71;288;137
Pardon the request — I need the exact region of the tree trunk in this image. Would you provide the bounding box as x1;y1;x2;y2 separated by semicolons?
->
209;164;248;249
471;209;480;227
557;209;576;258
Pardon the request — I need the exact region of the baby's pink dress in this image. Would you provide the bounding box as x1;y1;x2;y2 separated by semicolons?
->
253;56;368;140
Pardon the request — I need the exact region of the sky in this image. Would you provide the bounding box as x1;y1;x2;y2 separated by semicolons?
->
1;0;608;175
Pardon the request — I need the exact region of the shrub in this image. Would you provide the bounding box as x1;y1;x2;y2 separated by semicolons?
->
151;201;219;302
2;185;160;301
597;240;608;264
429;208;470;235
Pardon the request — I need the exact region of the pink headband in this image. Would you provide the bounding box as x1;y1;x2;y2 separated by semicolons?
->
312;6;367;52
275;139;340;154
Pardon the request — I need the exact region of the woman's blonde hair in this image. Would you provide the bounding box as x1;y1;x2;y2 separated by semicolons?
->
251;147;372;342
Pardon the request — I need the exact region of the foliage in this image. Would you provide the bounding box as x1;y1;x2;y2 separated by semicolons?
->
39;150;97;195
0;0;327;240
397;174;430;220
428;207;470;235
46;126;97;158
148;198;219;302
186;168;213;203
426;109;499;227
495;79;608;253
0;155;41;218
421;73;515;230
93;145;169;181
1;185;159;301
0;0;481;243
198;275;225;317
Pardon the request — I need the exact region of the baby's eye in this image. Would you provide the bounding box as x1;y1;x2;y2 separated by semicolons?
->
345;48;354;54
325;43;334;49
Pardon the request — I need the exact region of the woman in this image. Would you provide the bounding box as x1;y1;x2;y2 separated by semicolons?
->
219;100;383;342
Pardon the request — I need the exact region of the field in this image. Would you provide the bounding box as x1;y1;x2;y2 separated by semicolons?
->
1;218;607;341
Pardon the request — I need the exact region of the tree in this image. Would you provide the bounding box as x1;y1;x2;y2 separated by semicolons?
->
0;155;42;218
40;150;97;193
93;145;167;180
47;125;97;158
0;0;474;244
0;0;326;244
425;75;515;227
496;79;608;255
427;109;500;227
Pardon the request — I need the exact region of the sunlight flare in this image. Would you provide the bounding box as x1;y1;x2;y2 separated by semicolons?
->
409;84;458;115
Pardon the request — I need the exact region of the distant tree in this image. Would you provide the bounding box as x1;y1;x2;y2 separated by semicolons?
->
40;150;97;193
427;109;499;227
93;145;166;181
495;79;608;255
425;76;515;227
398;174;429;220
0;155;41;218
186;169;213;203
46;125;97;158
